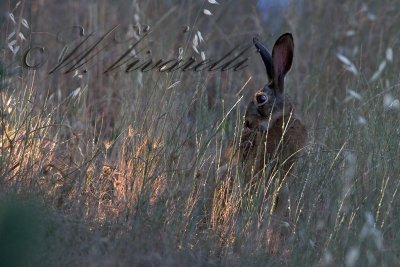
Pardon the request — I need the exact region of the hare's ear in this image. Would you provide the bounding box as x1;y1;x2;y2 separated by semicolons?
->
272;33;294;93
253;37;273;81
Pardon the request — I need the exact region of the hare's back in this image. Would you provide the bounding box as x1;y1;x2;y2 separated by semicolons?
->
283;117;307;160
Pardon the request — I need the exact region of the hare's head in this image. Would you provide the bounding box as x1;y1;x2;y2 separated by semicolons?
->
245;33;294;129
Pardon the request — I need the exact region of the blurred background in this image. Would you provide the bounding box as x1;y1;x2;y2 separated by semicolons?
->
1;0;398;132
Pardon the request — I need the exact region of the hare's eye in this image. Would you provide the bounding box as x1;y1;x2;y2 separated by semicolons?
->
256;94;268;104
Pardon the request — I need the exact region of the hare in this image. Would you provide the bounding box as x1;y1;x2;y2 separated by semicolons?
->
212;33;307;255
214;34;307;247
238;33;307;247
239;33;307;187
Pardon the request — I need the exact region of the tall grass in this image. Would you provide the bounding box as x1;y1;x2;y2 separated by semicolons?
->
1;0;400;266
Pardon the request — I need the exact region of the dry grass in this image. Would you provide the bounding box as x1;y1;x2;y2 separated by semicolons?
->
1;0;400;266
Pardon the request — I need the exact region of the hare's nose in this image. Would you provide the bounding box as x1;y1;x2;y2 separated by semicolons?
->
256;93;268;104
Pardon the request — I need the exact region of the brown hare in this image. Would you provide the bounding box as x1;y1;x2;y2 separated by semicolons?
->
239;33;307;190
214;33;307;248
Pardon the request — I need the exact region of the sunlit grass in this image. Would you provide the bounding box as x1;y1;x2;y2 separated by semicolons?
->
0;0;400;266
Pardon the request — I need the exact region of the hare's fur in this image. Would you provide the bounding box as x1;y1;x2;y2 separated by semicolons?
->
239;108;306;181
215;34;307;246
225;33;307;185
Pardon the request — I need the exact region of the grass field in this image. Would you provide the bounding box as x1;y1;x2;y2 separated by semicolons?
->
1;0;400;266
